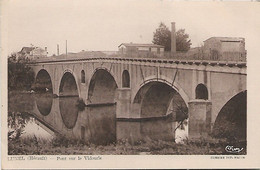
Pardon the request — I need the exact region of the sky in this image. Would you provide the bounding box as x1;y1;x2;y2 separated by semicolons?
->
3;0;260;56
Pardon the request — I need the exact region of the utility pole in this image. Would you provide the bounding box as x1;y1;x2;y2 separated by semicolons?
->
66;40;68;58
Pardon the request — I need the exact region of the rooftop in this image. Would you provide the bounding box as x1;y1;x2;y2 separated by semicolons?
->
21;47;35;53
52;51;107;59
118;43;164;48
204;37;245;42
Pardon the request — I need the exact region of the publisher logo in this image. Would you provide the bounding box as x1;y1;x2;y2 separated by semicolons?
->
225;145;243;153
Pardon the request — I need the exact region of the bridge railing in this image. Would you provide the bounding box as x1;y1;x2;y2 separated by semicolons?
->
31;50;246;63
109;51;247;62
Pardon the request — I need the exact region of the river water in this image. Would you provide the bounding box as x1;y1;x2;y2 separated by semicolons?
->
8;92;187;145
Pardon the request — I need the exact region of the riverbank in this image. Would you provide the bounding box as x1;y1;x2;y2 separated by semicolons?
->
9;135;244;155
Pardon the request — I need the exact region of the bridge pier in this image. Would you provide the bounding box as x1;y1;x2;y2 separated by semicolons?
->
115;88;132;118
188;100;212;139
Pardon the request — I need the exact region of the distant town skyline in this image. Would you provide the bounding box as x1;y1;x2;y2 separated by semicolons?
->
3;0;260;57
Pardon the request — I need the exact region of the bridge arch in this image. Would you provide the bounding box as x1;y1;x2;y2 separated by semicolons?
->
212;90;246;141
133;77;188;118
59;71;79;97
87;68;118;104
195;83;208;100
122;70;130;88
34;69;53;92
133;75;189;106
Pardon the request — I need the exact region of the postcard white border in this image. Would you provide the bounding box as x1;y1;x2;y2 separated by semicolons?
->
1;0;260;169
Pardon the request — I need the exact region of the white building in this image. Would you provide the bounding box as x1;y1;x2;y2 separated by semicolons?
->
118;43;165;57
203;37;246;60
18;46;48;60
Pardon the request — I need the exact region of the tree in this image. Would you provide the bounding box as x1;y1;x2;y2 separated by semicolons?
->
152;22;171;51
152;22;192;52
176;29;192;52
8;53;35;90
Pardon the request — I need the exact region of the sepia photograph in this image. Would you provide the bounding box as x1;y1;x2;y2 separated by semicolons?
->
1;0;260;169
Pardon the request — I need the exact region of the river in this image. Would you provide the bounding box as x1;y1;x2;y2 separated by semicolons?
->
8;91;188;145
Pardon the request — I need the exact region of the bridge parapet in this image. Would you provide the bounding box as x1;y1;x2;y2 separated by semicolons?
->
30;56;246;69
30;49;246;63
111;51;246;62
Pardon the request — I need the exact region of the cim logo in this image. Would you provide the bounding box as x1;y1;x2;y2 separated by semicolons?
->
225;145;244;153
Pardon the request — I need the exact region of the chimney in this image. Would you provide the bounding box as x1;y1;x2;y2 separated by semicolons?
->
57;44;60;56
171;22;176;53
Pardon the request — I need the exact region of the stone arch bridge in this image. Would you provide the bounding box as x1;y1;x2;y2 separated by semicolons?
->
30;57;246;139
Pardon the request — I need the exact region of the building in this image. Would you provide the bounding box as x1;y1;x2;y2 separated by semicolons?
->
18;46;48;60
118;43;165;57
203;37;246;61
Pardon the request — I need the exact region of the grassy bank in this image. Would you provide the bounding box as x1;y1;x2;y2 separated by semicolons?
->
8;135;246;155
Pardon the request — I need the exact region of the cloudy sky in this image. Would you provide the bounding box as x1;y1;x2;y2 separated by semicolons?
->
3;0;260;56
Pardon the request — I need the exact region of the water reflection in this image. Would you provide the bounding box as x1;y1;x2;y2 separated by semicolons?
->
84;106;116;145
22;117;54;141
35;93;53;116
33;94;117;144
8;112;53;142
59;97;79;129
117;118;185;143
9;92;187;145
140;119;175;141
